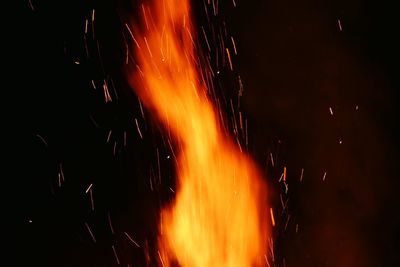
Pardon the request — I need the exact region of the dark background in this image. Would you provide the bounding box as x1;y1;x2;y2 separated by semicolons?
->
12;0;399;266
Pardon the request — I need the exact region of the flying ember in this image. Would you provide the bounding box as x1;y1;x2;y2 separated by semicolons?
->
128;0;270;266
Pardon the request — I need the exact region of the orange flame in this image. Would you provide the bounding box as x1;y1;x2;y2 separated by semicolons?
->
129;0;269;266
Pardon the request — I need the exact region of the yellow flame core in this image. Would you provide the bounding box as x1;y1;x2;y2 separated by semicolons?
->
130;1;269;266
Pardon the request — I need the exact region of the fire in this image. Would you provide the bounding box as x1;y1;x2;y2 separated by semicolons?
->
129;0;269;266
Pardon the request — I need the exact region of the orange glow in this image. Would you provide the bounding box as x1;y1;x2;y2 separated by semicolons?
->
129;0;269;266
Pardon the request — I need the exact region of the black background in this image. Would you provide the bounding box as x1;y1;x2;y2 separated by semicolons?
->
12;0;399;266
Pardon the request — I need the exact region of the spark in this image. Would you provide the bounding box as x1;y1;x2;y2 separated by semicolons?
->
84;33;89;57
85;19;88;34
283;166;287;182
238;75;244;97
167;138;177;163
270;208;276;227
230;99;238;135
138;98;145;119
269;153;275;167
59;164;65;182
245;117;248;148
158;250;166;267
103;80;112;102
126;42;129;64
278;173;284;182
280;194;285;209
74;61;80;65
337;19;343;31
112;245;120;265
268;237;275;262
89;188;94;210
323;171;327;181
226;48;233;70
107;130;112;143
232;0;237;8
212;0;217;16
109;78;119;100
91;9;95;39
156;148;161;185
141;4;150;30
144;37;153;58
107;212;115;234
124;232;141;247
231;36;237;55
222;19;228;38
125;23;141;49
36;134;48;147
113;141;117;156
95;40;104;70
84;222;96;243
239;111;244;137
284;181;289;194
284;214;291;231
265;254;271;267
58;173;62;187
136;63;145;78
135;118;143;139
329;107;334;116
91;9;95;22
202;0;209;21
28;0;35;11
159;26;166;61
91;80;96;90
280;194;289;212
201;26;211;52
300;168;304;182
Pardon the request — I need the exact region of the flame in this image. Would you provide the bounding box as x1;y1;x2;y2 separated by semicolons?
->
129;0;269;266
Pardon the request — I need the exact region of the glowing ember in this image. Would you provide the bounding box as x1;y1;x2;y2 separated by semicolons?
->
129;0;269;266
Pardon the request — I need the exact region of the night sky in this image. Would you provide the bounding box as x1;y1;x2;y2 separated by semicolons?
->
13;0;399;266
